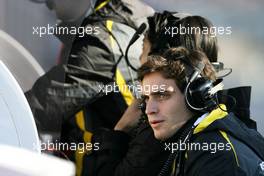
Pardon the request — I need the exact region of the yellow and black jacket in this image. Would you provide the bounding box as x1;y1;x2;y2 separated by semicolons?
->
58;0;153;175
164;105;264;176
25;0;153;175
87;105;264;176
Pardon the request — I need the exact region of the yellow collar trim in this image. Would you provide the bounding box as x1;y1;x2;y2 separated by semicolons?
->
193;104;228;134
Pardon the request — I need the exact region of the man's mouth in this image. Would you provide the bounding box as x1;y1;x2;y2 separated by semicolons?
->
150;120;164;127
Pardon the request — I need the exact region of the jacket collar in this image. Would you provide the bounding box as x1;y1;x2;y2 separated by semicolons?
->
193;104;228;134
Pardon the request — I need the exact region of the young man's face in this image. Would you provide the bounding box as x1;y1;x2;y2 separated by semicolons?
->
142;72;193;141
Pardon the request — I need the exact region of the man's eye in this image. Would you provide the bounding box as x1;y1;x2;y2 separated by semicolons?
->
159;94;167;99
155;93;170;101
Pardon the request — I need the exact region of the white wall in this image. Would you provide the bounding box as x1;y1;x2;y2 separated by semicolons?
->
0;0;61;71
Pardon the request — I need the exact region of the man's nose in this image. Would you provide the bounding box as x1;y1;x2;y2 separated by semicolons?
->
145;99;158;115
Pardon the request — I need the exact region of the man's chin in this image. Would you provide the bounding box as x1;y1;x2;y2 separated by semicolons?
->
154;128;178;141
154;131;169;141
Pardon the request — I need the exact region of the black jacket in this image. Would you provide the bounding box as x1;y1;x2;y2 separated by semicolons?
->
88;121;169;176
163;105;264;176
88;104;264;176
25;0;152;134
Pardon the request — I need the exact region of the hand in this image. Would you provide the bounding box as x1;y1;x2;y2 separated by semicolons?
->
114;99;142;133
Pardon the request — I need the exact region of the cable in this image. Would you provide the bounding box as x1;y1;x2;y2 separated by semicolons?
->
124;23;147;71
93;2;138;84
158;124;193;176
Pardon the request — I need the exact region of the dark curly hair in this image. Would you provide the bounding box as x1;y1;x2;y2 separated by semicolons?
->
138;47;216;92
147;11;218;62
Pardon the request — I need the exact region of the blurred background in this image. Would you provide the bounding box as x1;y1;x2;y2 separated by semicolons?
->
0;0;263;135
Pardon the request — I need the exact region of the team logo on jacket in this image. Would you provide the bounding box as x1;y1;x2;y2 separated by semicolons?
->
260;161;264;171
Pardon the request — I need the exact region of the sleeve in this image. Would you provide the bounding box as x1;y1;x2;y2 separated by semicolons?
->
88;128;130;176
25;21;117;134
24;64;107;133
89;125;169;176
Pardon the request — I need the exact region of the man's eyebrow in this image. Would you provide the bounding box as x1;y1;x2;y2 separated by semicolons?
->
150;90;173;96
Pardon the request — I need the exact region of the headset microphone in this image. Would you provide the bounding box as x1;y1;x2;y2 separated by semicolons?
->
128;23;148;47
114;22;147;73
124;23;148;71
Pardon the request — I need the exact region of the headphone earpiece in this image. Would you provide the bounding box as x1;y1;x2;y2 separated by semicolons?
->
185;77;218;112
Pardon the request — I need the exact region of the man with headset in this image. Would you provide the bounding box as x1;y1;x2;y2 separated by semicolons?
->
88;11;263;176
88;12;220;176
138;47;264;175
